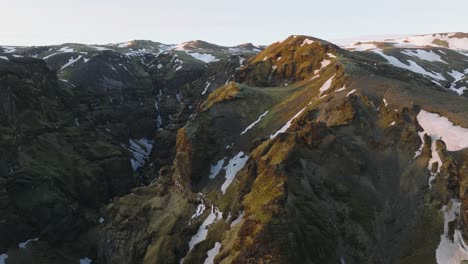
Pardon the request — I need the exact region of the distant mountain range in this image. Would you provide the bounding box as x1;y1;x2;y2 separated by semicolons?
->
0;32;467;264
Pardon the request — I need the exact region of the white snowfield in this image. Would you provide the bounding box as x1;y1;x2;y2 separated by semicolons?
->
416;110;468;264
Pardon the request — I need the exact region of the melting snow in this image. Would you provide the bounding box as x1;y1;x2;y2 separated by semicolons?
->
435;200;468;264
60;55;82;71
335;86;346;92
346;89;356;97
0;254;7;264
417;110;468;151
203;242;221;264
1;46;16;53
327;53;336;58
373;50;445;81
240;111;269;135
319;75;336;94
347;43;378;51
270;107;307;139
202;81;212;95
18;237;39;249
301;39;314;46
383;98;388;107
58;46;74;53
314;59;331;74
401;49;447;63
188;52;219;63
80;257;92;264
221;152;249;194
89;46;113;51
125;138;153;171
230;212;243;227
390;121;396;126
188;205;223;251
209;158;225;179
0;56;8;61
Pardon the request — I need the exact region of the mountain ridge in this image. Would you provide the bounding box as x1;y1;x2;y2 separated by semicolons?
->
0;32;467;264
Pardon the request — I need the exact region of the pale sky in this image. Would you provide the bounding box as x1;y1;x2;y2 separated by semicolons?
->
1;0;467;46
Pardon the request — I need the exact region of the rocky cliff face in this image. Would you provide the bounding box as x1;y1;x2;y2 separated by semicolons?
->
0;33;467;264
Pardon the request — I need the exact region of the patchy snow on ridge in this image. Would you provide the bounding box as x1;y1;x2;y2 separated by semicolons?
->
270;107;307;139
401;49;447;63
346;89;356;97
1;46;16;53
0;254;8;264
125;138;153;171
209;158;225;179
346;42;379;51
221;152;249;193
230;212;244;227
18;237;39;249
319;75;336;94
373;50;445;81
0;56;8;61
417;110;468;151
301;39;314;46
190;198;207;222
79;257;92;264
60;55;82;70
203;242;222;264
58;46;74;53
435;200;468;264
240;111;269;135
188;205;223;251
188;52;219;63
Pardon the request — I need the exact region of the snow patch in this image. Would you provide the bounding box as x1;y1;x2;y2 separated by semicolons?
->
221;152;249;194
80;257;92;264
203;242;221;264
435;200;468;264
18;237;39;249
319;75;336;94
346;89;356;97
209;158;225;179
58;46;74;53
125;138;153;171
301;39;314;46
60;55;82;71
270;107;307;139
0;254;8;264
230;212;244;227
401;49;447;63
240;111;269;135
188;205;223;251
373;50;445;81
187;52;219;63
